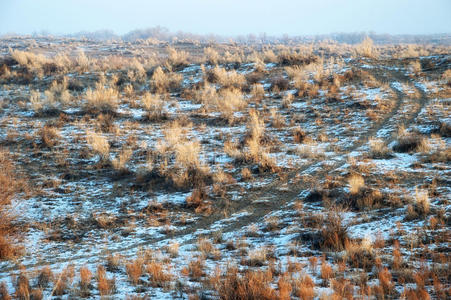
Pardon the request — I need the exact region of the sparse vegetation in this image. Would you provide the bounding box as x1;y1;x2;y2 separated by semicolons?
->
0;34;449;299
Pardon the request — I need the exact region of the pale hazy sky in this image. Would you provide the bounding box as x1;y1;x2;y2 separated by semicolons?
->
1;0;450;36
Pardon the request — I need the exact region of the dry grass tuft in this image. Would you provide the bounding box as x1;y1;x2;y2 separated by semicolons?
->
151;66;182;93
146;261;173;287
394;127;429;153
126;258;144;285
213;266;276;300
141;92;167;120
320;211;349;251
86;131;110;161
112;148;132;172
348;174;365;195
369;138;392;159
293;275;315;300
84;77;119;113
97;265;115;296
355;37;378;58
0;150;25;261
38;125;61;148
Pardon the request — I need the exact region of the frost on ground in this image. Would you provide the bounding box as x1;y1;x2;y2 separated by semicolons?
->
0;37;450;299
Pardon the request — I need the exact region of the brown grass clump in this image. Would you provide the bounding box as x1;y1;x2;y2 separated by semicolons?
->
369;138;392;159
394;127;429;153
320;211;349;251
182;258;205;280
355;37;378;58
151;66;182;93
373;268;394;297
15;274;30;300
97;265;115;296
414;188;430;215
343;238;375;271
112;148;132;172
241;110;277;172
407;188;431;220
293;127;307;143
146;261;173;287
197;238;221;259
86;130;110;162
204;47;220;65
126;258;144;285
167;46;189;67
320;260;334;282
79;266;92;297
37;267;54;288
79;266;92;288
38;125;61;148
348;174;365;195
215;88;247;123
152;120;211;189
249;83;264;100
84;77;119;114
213;266;276;300
52;265;75;296
293;275;315;300
206;66;246;89
277;274;292;300
141;92;167;120
0;150;24;261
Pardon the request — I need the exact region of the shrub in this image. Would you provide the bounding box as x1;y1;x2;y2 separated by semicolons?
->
369;138;392;159
141;92;167;120
204;47;220;65
207;66;246;89
84;78;119;114
167;46;189;67
38;125;61;148
348;174;365;195
97;265;115;296
355;37;378;58
213;267;275;300
320;211;349;251
146;261;173;287
151;66;182;93
126;258;144;285
86;131;110;161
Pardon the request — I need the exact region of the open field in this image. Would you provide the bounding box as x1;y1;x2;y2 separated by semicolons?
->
0;36;450;299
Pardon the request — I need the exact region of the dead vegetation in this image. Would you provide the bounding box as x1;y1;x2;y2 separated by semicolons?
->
0;36;449;299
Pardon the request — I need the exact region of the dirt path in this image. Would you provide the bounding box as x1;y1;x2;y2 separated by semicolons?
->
0;61;430;276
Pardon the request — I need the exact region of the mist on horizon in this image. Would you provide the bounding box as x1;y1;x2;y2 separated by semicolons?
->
1;0;450;37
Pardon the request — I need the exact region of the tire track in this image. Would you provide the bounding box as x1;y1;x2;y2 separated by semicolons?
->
0;61;430;275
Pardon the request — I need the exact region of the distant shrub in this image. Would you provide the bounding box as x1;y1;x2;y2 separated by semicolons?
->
355;37;378;58
204;47;220;65
167;46;189;67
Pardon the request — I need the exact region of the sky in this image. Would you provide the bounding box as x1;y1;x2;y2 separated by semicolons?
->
1;0;450;36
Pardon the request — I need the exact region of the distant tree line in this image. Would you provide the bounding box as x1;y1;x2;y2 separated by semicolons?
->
3;27;450;45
